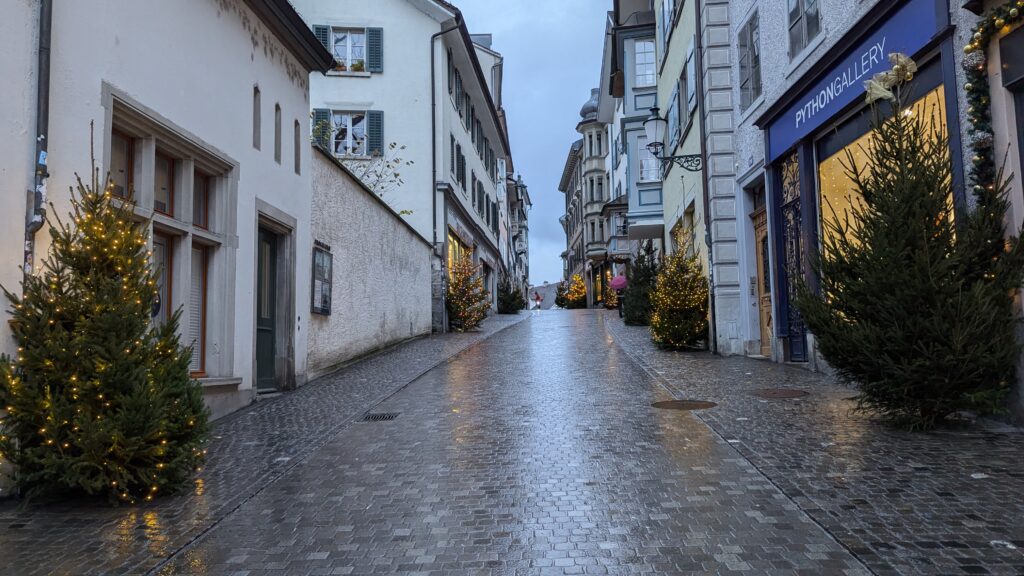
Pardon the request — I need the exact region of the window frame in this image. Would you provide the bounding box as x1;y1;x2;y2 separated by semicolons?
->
152;233;174;326
788;0;821;58
154;151;175;216
330;27;367;72
193;170;210;230
311;245;333;316
330;110;369;157
739;12;763;111
634;39;657;88
109;129;135;199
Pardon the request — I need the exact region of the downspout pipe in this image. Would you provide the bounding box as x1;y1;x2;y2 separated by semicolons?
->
430;15;462;331
694;0;718;354
25;0;52;278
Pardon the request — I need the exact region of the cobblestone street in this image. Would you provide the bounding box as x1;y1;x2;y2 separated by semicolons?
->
3;310;1024;575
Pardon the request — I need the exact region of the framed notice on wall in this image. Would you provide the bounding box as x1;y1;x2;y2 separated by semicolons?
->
311;243;332;315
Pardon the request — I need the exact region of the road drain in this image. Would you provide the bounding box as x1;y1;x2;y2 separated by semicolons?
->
751;388;809;399
361;412;400;422
652;400;717;411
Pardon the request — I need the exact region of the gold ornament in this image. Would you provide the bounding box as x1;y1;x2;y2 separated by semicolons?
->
995;18;1006;28
965;82;974;91
974;31;983;41
1011;8;1020;18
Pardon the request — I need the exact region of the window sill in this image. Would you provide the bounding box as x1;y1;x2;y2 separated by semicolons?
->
785;32;828;79
334;154;372;161
197;377;242;390
327;70;372;78
738;94;766;125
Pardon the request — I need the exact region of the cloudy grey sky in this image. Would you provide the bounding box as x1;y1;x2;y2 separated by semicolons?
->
455;0;609;285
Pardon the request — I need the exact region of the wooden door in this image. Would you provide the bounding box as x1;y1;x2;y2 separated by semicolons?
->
752;206;772;357
256;228;277;392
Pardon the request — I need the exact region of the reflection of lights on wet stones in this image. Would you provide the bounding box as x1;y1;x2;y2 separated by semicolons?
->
651;400;717;411
750;388;810;399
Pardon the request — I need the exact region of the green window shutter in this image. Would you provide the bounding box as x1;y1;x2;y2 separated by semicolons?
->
367;110;384;156
367;28;383;73
313;108;331;149
313;25;331;52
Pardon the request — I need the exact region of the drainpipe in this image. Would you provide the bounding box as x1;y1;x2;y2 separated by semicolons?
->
25;0;52;278
430;16;462;332
694;0;718;354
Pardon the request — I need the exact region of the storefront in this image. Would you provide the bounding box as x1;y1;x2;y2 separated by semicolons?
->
756;0;962;362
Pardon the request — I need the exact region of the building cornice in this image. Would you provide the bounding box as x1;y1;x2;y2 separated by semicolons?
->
243;0;333;73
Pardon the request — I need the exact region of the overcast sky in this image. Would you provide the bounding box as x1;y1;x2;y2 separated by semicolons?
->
455;0;609;285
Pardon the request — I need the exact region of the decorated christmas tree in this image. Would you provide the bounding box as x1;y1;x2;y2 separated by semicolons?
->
650;232;709;349
796;54;1024;429
566;274;587;309
554;281;568;308
623;241;659;326
603;281;618;310
446;252;490;331
496;277;525;314
0;159;209;503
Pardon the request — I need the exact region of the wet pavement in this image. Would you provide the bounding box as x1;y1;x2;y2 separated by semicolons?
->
153;311;867;575
2;310;1022;575
604;313;1024;576
0;314;526;576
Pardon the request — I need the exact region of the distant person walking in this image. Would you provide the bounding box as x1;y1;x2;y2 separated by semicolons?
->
532;291;543;312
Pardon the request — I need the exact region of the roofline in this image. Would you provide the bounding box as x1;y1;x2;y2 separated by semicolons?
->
243;0;333;73
444;6;513;159
558;140;583;192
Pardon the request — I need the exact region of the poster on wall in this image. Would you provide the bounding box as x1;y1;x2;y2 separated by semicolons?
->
312;244;332;315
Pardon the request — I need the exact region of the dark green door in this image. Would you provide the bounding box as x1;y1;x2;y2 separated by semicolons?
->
256;228;277;392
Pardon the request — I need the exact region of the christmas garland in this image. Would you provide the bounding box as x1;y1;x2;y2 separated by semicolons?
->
962;0;1024;196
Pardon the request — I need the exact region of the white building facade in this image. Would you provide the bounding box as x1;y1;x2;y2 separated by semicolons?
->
292;0;518;329
0;0;333;419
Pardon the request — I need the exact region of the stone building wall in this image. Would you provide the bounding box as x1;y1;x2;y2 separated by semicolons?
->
307;149;433;381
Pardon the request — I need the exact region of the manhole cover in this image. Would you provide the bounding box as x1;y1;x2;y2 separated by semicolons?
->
361;412;400;422
751;388;809;399
652;400;717;411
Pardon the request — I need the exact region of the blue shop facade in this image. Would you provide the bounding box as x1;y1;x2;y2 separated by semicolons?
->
754;0;965;363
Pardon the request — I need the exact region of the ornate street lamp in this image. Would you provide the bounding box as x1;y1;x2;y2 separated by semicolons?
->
643;107;703;172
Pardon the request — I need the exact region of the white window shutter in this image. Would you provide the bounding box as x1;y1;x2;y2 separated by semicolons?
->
189;247;205;373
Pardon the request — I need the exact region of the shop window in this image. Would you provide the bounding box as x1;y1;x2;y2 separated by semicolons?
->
312;244;332;315
447;231;468;281
818;86;950;256
788;0;820;58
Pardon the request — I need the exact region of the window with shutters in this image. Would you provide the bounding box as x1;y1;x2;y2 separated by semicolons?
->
667;84;681;152
788;0;821;58
450;134;456;176
447;49;454;94
330;111;367;156
739;12;763;110
110;107;232;380
471;172;477;205
189;245;209;375
454;70;464;114
331;28;365;71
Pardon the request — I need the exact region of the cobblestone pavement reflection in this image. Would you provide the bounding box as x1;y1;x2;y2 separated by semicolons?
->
604;312;1024;576
155;312;868;575
0;315;526;576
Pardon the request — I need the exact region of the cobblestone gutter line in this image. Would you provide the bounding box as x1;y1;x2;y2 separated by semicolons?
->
0;313;529;576
602;311;1024;576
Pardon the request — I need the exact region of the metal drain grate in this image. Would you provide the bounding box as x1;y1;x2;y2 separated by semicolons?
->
652;400;718;411
361;412;400;422
751;388;809;399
